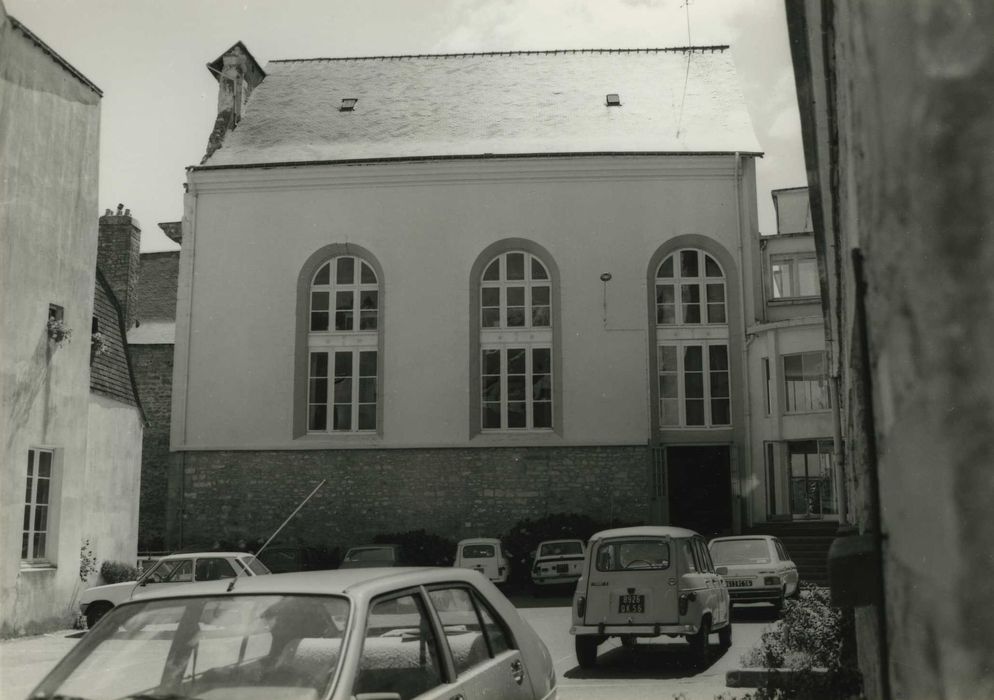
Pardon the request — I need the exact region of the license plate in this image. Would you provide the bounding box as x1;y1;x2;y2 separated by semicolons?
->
727;579;752;588
556;564;569;573
618;594;644;613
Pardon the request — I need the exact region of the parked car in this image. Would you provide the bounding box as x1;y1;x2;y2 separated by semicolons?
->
570;526;731;668
34;567;558;700
339;544;404;569
454;538;511;584
708;534;800;610
78;551;271;628
530;539;585;590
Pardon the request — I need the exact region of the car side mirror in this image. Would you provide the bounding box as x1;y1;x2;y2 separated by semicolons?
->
715;566;728;576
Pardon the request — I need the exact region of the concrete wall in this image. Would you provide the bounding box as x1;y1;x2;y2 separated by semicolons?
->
173;156;755;452
84;394;143;574
0;9;102;636
789;1;994;697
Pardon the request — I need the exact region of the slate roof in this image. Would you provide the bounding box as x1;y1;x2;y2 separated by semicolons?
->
200;47;761;168
91;270;144;417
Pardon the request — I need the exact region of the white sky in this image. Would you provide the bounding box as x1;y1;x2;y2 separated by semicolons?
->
7;0;805;252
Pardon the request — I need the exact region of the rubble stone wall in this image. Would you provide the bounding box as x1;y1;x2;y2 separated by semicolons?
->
178;446;651;548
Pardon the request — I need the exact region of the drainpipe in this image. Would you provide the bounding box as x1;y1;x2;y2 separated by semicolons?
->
733;152;751;534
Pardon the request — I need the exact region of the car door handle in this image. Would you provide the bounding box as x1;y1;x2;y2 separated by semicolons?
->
511;659;525;685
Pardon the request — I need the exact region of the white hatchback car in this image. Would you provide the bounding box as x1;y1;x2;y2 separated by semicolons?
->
571;526;731;668
708;535;800;610
454;538;511;584
79;551;270;628
34;567;557;700
530;539;585;589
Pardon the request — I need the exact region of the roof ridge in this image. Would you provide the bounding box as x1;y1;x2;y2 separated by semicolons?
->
270;45;729;64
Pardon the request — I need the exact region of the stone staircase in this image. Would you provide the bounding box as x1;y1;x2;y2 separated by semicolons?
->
743;520;839;587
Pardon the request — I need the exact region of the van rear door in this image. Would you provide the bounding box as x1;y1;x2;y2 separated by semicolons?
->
459;542;499;580
583;536;679;626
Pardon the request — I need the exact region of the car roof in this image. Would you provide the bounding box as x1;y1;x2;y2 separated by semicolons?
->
709;535;776;543
458;538;501;545
157;551;248;560
130;567;490;601
590;525;701;541
346;544;399;550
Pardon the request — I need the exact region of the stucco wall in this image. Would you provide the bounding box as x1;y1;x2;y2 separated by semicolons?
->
790;0;994;696
0;12;101;636
84;394;142;574
174;155;756;452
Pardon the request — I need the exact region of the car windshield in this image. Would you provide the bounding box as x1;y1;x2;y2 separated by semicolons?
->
140;558;193;584
461;544;495;559
346;547;396;562
596;538;670;571
33;594;350;700
710;539;772;565
240;556;272;575
539;541;583;557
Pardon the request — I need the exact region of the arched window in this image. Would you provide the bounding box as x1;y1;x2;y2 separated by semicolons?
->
479;251;553;430
307;256;379;432
654;248;730;428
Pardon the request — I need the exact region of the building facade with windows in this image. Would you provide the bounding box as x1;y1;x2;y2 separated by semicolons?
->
171;44;764;547
1;4;144;635
743;187;835;526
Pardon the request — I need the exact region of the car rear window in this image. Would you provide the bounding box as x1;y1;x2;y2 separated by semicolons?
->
345;547;397;562
710;539;772;565
539;541;583;557
461;544;496;559
595;539;670;571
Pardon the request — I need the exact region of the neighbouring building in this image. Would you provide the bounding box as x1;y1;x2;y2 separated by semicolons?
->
128;222;183;551
172;43;846;552
787;1;994;698
1;3;143;636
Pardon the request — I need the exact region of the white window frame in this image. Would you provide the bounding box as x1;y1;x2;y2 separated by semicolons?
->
657;340;731;428
480;252;551;330
782;351;830;413
655;249;727;326
23;448;54;563
770;254;819;300
307;256;379;434
479;251;553;432
480;346;553;431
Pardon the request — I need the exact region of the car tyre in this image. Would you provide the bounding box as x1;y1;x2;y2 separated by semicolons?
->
85;602;113;629
620;635;637;649
773;588;786;614
575;635;599;668
718;622;733;649
688;617;711;667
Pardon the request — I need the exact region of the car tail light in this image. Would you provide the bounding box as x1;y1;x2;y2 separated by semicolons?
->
764;576;779;586
678;591;696;615
576;595;586;617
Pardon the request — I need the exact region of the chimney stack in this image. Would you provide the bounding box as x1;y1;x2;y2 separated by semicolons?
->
98;206;141;329
203;42;265;162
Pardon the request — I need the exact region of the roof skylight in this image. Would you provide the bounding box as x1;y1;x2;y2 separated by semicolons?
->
340;98;358;112
606;93;621;107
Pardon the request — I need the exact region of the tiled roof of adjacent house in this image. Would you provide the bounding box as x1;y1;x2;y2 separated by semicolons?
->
91;270;143;413
200;47;761;168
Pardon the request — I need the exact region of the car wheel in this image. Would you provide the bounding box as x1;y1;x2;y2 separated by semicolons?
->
688;617;711;667
575;635;599;668
773;588;786;614
620;635;637;649
718;622;733;649
85;602;113;629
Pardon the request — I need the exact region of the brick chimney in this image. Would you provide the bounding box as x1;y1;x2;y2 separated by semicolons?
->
158;221;182;246
98;204;141;329
203;42;265;163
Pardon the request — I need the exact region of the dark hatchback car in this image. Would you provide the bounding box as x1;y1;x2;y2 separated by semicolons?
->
338;544;405;569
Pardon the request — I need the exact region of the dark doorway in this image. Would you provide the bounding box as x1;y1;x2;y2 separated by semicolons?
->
667;445;732;536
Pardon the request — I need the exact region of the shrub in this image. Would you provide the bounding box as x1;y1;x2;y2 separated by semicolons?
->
742;584;862;699
500;513;642;586
373;529;456;567
101;560;139;584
